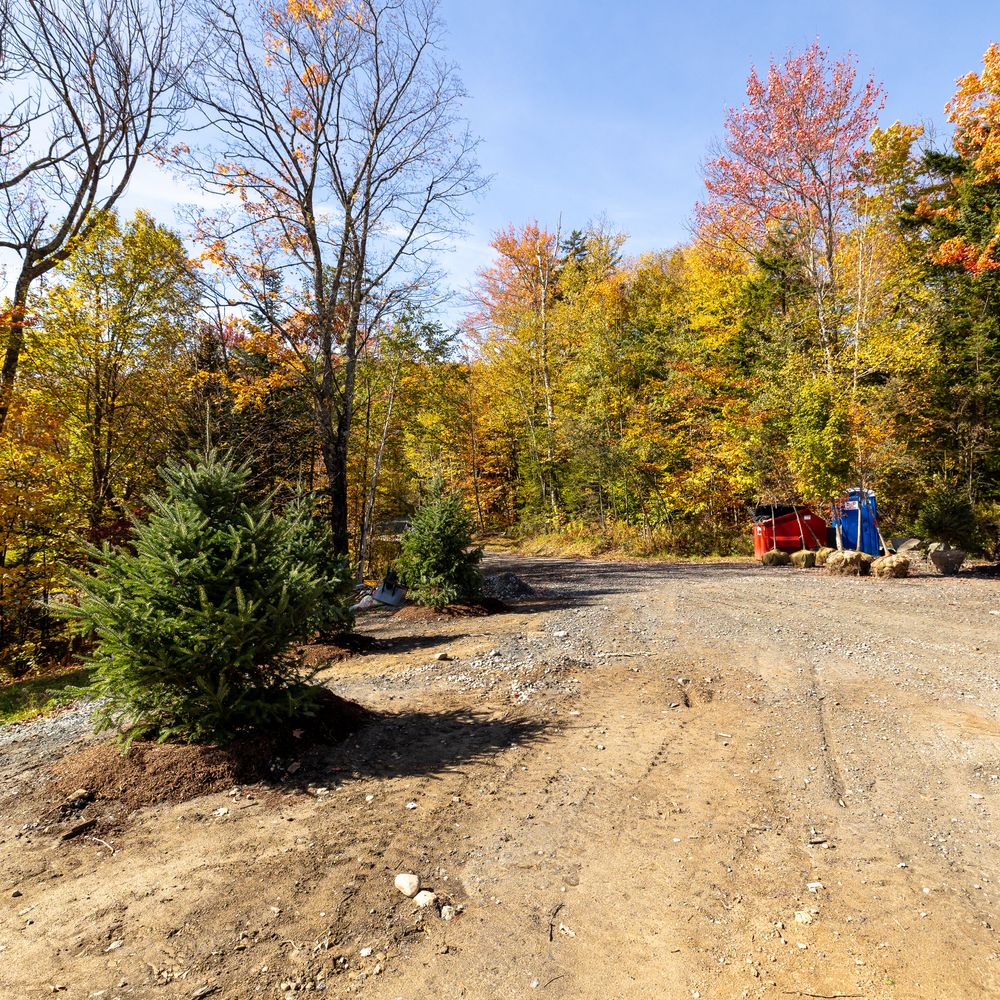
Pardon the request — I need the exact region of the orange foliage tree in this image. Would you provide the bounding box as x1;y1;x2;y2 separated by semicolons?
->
181;0;482;552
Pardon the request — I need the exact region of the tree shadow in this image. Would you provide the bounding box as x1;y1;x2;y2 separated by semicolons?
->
377;633;473;654
304;632;472;668
283;706;550;786
482;552;760;610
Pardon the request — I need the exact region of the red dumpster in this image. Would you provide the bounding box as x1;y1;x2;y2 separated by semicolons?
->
752;505;827;558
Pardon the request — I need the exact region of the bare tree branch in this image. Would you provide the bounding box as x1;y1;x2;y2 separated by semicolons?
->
181;0;484;553
0;0;191;433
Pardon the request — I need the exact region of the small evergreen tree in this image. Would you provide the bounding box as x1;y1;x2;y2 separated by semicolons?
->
397;481;483;610
915;479;978;551
65;452;326;744
282;491;355;637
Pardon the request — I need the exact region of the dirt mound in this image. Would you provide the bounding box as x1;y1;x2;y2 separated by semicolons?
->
481;571;537;601
393;598;508;622
50;740;263;812
300;632;386;667
47;688;368;815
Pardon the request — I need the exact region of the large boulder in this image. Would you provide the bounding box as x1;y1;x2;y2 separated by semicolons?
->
927;543;966;576
790;549;816;569
872;554;910;579
814;546;836;567
826;550;872;576
761;549;791;567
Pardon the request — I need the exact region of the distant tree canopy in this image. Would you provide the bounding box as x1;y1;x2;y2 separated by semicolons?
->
3;34;1000;685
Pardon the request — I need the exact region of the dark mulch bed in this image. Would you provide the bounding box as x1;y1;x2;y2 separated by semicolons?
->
392;598;508;622
300;632;387;667
45;688;369;819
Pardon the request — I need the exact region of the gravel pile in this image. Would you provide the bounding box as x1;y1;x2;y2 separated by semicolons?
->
480;572;537;601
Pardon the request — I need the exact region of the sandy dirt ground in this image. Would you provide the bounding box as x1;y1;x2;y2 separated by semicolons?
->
2;553;1000;1000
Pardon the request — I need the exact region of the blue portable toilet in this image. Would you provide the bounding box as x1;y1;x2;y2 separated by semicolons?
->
833;489;882;556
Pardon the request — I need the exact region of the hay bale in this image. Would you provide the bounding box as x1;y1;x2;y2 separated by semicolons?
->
814;546;835;567
826;550;871;576
872;554;910;579
761;549;791;567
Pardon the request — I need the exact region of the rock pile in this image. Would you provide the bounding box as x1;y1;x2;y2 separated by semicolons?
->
481;572;537;600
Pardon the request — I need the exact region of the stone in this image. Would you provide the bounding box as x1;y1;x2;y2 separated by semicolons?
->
872;554;910;579
895;537;923;555
441;905;457;921
413;890;437;908
794;911;814;925
813;546;835;567
394;873;420;898
61;819;97;841
790;550;816;569
435;652;451;662
359;947;373;958
481;572;536;601
761;550;791;567
826;550;871;576
928;544;966;576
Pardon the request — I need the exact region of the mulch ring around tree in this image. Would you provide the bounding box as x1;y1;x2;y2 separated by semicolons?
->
299;631;388;668
40;688;369;835
391;598;508;623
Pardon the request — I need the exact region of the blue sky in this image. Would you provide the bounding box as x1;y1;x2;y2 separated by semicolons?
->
427;0;997;309
74;2;1000;322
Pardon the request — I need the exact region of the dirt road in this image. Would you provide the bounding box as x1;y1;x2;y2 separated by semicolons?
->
3;554;1000;999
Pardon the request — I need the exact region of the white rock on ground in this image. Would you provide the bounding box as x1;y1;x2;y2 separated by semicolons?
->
394;873;420;897
413;890;437;908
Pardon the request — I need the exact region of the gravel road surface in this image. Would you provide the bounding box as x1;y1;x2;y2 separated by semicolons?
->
2;553;999;999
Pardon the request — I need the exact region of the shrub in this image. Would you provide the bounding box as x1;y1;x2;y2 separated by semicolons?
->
397;481;483;610
282;492;355;637
914;480;978;551
65;452;326;744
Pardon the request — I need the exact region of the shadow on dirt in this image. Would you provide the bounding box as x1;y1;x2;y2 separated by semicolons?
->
305;633;473;666
35;703;548;832
483;552;758;609
288;706;549;786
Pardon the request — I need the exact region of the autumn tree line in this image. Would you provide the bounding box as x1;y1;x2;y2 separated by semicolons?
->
461;44;1000;557
1;0;998;674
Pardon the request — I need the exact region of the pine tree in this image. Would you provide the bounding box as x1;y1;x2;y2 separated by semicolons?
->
282;491;356;637
397;481;483;610
65;452;326;744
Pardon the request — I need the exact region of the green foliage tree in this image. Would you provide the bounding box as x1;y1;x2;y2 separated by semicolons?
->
788;377;853;504
397;481;483;610
65;452;326;745
283;492;355;637
30;210;198;536
914;480;978;550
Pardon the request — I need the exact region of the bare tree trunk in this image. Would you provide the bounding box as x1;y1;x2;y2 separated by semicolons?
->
0;272;33;434
357;365;398;579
